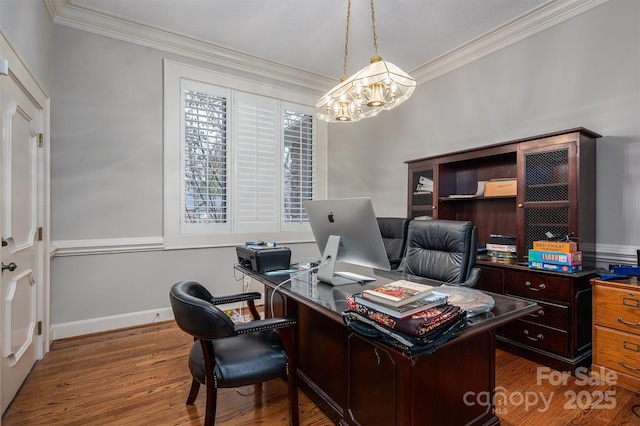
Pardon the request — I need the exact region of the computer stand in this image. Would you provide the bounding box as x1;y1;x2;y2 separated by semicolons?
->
317;235;368;286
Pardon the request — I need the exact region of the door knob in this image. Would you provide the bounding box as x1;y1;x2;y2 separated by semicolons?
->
2;262;17;272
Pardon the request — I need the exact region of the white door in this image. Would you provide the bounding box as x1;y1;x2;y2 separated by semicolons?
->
0;61;44;414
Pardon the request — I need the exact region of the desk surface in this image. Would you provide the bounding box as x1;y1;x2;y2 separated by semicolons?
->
238;263;538;344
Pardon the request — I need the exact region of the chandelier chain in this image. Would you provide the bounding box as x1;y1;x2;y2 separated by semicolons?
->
370;0;378;57
342;0;351;79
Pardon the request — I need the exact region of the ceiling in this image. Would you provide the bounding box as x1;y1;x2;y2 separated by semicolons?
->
48;0;602;90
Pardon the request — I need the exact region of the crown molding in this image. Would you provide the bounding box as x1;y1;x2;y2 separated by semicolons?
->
45;0;611;91
45;0;333;93
412;0;612;83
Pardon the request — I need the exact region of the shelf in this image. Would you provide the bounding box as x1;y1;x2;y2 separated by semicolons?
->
439;195;517;202
411;205;433;212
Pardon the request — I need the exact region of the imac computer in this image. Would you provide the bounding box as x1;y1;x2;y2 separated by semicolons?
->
303;197;391;285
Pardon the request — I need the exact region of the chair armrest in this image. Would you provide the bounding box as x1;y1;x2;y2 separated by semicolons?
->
210;292;262;305
235;316;297;335
460;267;480;288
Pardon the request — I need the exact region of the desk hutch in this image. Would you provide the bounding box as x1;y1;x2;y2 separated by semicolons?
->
405;128;600;372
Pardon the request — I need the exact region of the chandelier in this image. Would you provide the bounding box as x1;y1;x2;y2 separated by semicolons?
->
316;0;417;123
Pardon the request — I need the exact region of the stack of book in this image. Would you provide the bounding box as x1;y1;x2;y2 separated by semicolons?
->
344;280;467;355
355;280;448;319
486;234;516;263
414;176;433;194
528;240;582;273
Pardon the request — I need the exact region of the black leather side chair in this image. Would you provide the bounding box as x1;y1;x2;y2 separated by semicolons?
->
169;281;299;426
377;217;410;269
398;219;480;287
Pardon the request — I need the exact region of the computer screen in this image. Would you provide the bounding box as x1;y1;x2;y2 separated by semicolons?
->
303;197;391;285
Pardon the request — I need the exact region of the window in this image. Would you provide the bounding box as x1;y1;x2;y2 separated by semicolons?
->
164;60;325;248
182;83;230;233
283;108;314;224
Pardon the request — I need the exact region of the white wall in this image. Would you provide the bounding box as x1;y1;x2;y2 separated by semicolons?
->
328;0;639;266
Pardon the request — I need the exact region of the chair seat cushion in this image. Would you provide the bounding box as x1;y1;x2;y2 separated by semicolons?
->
189;330;289;388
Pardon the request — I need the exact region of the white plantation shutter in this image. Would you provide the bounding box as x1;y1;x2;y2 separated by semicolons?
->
234;92;279;233
282;105;315;226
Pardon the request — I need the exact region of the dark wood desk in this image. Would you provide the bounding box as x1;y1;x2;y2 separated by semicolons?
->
236;264;538;426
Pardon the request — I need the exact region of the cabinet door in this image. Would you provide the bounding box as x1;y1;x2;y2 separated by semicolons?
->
517;142;577;260
407;163;437;220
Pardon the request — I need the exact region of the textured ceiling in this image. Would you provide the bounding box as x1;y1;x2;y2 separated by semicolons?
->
68;0;550;80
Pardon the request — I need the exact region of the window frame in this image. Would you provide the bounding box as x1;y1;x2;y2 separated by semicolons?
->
163;59;326;249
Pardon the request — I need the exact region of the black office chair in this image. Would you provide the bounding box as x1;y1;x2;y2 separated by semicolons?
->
169;281;299;426
398;219;480;287
377;217;410;269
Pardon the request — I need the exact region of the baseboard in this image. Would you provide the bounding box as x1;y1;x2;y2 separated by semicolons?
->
51;307;176;340
50;301;261;340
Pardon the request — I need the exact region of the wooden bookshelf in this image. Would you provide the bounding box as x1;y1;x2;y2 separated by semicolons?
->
406;128;601;373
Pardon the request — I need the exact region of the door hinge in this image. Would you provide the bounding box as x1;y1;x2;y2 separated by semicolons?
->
37;321;42;335
38;227;43;241
38;133;43;147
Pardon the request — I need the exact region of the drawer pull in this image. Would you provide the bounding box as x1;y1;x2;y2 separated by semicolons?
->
623;297;640;308
523;330;544;341
618;317;640;327
525;281;545;292
618;361;640;371
529;309;545;318
623;341;640;352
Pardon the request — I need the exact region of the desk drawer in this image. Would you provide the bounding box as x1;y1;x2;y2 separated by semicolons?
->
505;270;571;303
504;320;568;356
520;298;569;331
594;325;640;380
594;285;640;332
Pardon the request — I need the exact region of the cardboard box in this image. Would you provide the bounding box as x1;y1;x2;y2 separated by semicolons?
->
532;240;578;253
484;179;517;197
528;250;582;265
528;261;582;273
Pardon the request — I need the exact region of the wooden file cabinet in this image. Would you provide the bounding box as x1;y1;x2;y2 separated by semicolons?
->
592;277;640;391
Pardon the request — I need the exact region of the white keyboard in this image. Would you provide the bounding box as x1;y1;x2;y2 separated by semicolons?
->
333;271;376;282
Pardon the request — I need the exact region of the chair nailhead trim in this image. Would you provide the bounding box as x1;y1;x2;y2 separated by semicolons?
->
236;320;297;334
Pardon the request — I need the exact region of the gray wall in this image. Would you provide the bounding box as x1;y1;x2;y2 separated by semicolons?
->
5;0;638;331
0;0;53;93
49;26;321;327
329;0;639;257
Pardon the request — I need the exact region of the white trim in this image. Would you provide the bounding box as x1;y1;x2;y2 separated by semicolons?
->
412;0;613;83
51;307;175;340
45;0;610;89
45;0;332;92
595;243;639;266
51;237;165;257
50;234;316;256
50;301;263;339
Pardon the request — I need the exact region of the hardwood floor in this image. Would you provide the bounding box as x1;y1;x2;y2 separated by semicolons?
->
2;321;640;425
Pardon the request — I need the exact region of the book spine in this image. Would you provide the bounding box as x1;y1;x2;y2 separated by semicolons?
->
528;261;582;273
528;250;582;265
487;251;517;258
486;243;517;252
532;241;577;253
